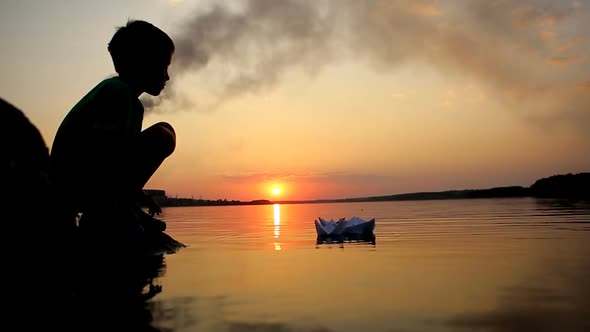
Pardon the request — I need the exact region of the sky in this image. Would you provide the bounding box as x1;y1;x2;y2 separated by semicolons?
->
1;0;589;201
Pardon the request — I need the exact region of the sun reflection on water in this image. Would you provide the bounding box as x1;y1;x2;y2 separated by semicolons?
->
273;203;281;250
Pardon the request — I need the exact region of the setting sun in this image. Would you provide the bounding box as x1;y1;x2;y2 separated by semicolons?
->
272;187;281;196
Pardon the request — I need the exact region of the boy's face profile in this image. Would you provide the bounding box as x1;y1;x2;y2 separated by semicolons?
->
134;52;172;96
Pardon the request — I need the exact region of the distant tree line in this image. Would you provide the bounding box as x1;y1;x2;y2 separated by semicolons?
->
352;173;589;202
153;197;272;207
356;186;531;202
530;173;590;198
149;172;590;207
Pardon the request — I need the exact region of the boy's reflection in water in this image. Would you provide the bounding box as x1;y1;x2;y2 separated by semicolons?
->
69;251;167;331
7;242;168;331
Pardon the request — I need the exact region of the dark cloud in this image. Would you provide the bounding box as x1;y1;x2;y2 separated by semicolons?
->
143;0;589;133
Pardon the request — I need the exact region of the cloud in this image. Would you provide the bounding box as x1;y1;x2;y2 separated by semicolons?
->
218;170;398;182
216;170;412;199
144;0;590;134
545;55;585;66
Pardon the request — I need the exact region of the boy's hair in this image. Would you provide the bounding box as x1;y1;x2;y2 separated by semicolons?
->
108;19;175;74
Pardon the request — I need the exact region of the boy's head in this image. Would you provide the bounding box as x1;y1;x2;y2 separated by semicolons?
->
108;20;175;96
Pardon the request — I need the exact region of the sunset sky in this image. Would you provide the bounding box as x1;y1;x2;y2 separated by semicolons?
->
1;0;589;201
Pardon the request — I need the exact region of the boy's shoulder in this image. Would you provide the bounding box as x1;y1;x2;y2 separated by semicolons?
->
94;76;132;97
80;76;137;107
64;76;142;124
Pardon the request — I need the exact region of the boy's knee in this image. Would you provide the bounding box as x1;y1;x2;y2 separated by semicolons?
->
157;122;175;135
153;122;176;157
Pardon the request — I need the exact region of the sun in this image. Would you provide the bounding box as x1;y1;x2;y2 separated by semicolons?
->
271;187;281;196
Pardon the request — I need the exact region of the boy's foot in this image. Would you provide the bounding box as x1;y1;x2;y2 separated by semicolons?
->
132;207;166;233
79;208;145;235
79;206;166;235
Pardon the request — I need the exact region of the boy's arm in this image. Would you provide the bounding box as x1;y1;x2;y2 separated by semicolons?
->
138;190;162;216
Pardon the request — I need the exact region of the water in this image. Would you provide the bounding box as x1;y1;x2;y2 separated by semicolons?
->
148;198;590;331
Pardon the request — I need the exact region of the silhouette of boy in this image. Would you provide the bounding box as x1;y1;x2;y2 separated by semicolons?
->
49;20;175;234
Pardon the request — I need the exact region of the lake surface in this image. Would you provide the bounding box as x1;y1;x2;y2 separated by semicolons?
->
145;198;590;331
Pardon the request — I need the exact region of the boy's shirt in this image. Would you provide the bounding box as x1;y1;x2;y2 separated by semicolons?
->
58;76;143;138
49;76;144;182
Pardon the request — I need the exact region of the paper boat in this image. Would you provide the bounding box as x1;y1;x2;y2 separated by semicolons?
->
314;216;375;236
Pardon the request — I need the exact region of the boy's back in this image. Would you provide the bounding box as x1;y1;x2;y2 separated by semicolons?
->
51;78;142;176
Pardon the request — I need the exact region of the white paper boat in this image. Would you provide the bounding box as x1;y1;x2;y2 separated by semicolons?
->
314;216;375;236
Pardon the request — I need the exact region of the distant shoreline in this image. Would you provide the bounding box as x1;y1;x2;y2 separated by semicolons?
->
274;186;531;205
149;172;590;207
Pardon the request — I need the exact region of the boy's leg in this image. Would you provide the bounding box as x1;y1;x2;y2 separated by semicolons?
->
131;122;176;191
78;122;175;232
122;122;175;232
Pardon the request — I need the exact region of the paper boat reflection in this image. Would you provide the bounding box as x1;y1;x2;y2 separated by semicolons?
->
315;216;376;244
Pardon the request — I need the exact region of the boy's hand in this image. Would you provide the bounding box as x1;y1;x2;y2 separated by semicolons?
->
142;192;162;216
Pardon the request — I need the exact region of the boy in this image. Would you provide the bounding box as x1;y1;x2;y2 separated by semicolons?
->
49;20;176;234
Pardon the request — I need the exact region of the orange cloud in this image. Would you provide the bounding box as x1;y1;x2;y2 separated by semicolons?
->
407;1;442;17
545;55;585;66
576;80;590;92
